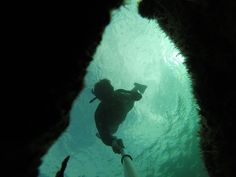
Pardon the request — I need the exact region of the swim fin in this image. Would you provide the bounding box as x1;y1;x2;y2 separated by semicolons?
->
134;82;147;94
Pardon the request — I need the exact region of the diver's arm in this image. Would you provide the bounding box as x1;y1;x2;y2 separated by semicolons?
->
99;130;117;146
95;105;115;146
98;131;124;154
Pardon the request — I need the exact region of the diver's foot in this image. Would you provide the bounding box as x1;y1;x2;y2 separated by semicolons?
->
134;83;147;94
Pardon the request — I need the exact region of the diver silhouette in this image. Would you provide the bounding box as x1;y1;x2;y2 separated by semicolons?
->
90;79;147;154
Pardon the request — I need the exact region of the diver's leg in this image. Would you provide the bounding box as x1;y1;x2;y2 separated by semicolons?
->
131;86;138;92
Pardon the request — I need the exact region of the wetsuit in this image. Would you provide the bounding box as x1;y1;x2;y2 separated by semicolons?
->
95;89;142;146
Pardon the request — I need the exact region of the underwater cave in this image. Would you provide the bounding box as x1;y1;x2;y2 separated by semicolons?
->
39;1;209;177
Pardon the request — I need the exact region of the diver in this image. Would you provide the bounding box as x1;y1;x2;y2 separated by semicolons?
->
90;79;147;154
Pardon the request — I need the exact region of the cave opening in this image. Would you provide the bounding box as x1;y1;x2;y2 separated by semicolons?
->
39;1;208;177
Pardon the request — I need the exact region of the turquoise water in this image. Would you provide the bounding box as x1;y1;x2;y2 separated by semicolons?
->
39;1;209;177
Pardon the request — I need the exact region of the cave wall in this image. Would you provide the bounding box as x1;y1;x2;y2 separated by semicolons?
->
3;1;123;177
139;0;235;176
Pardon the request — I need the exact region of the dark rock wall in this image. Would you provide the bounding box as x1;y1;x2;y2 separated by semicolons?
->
139;0;235;177
4;1;123;177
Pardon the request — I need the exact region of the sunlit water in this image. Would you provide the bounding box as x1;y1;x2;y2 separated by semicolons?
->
39;1;209;177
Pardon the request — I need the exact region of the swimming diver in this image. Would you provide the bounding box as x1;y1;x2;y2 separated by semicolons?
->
90;79;147;154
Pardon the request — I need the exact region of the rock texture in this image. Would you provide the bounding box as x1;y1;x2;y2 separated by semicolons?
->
139;0;235;176
3;1;123;177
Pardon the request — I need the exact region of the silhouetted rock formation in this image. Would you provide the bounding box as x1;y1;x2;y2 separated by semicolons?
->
3;1;123;177
139;0;235;176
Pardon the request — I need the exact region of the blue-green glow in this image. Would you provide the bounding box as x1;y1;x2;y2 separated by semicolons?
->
39;1;208;177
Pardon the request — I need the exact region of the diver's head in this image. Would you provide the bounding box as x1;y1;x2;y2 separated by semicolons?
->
92;79;114;101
